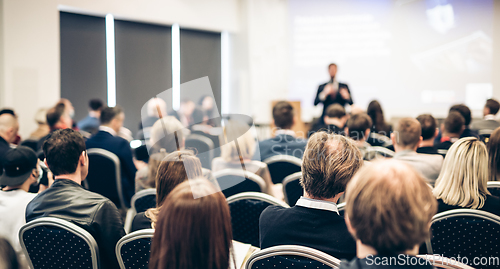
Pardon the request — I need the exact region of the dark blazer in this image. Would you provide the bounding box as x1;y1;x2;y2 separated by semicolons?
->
437;196;500;216
340;257;433;269
259;205;356;260
314;82;353;121
416;146;439;155
254;134;307;161
0;136;11;171
26;179;125;269
86;131;137;203
308;124;345;137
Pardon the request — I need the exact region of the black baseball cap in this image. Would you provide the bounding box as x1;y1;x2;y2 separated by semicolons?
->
0;146;37;186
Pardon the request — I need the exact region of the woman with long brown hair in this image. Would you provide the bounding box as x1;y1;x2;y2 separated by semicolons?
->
367;100;391;136
488;127;500;181
149;178;235;269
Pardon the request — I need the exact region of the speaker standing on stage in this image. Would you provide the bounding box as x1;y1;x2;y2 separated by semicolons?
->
314;63;353;123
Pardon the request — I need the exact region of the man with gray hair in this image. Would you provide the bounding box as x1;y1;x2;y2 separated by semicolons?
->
0;113;19;169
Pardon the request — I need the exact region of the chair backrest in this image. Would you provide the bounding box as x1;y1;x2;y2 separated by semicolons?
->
487;181;500;197
426;209;500;261
227;192;289;247
131;189;157;214
19;217;100;269
245;245;341;269
263;155;302;184
116;229;154;269
416;255;474;269
364;146;394;160
282;172;303;206
185;134;215;169
369;132;393;147
213;169;267;198
86;148;127;209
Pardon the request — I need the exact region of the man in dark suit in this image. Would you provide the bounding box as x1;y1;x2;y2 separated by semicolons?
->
416;114;440;155
259;132;362;260
308;104;347;137
436;111;465;156
86;106;137;206
314;63;353;124
254;101;307;161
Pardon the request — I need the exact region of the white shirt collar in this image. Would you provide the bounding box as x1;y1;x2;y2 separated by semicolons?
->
99;126;117;136
295;196;339;215
275;129;296;137
484;114;496;120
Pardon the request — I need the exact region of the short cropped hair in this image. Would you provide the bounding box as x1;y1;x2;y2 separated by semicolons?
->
444;111;465;134
272;101;294;129
346;113;372;140
485;99;500;115
449;104;472;126
43;129;86;176
346;160;437;255
100;106;123;125
300;132;363;199
394;118;421;148
46;103;65;128
325;104;346;119
416;114;437;141
89;99;104;111
328;63;337;69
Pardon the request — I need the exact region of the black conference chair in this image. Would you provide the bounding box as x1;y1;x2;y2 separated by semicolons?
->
487;181;500;198
19;217;100;269
426;209;500;268
367;132;392;147
131;189;157;214
245;245;341;269
86;148;128;209
213;169;266;198
227;192;289;247
479;129;494;144
185;134;215;169
116;229;154;269
282;172;303;206
263;155;302;184
363;146;395;161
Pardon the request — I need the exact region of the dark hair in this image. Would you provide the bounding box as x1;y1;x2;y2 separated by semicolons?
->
416;114;437;141
449;104;472;126
367;100;389;134
0;109;15;117
149;179;234;269
444;111;465;135
42;129;86;176
488;127;500;181
89;99;104;111
394;118;421;149
485;99;500;115
0;238;19;269
272;101;294;129
100;106;123;125
46;103;65;128
325;104;346;119
346;113;372;140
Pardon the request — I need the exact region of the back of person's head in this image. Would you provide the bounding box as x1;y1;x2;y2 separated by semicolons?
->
272;101;294;129
146;98;167;118
485;98;500;116
416;114;437;141
367;100;388;133
142;151;168;189
89;99;104;112
345;160;437;255
444;111;465;135
100;106;123;125
346;113;372;140
300;132;362;199
325;104;346;119
46;103;66;128
221;119;255;162
392;118;421;149
0;109;15;117
34;108;48;125
149;116;185;153
449;104;472;126
149;179;234;269
43;129;86;176
0;237;19;269
488;127;500;181
434;137;490;209
0;113;19;143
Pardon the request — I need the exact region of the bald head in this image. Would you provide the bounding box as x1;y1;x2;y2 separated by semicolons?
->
0;114;19;143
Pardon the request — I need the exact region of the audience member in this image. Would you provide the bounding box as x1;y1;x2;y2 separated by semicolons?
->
434;137;500;215
436;111;465;153
135;151;168;192
308;104;347;136
85;106;137;206
0;114;18;165
0;109;15;117
341;160;437;269
471;98;500;131
367;100;391;136
77;99;104;134
391;118;443;184
139;97;167;131
28;108;49;140
149;179;236;269
345;113;372;159
448;104;478;138
416;114;439;155
0;237;20;269
0;147;39;252
131;150;203;231
212;119;276;197
255;101;307;160
260;132;362;259
36;103;72;150
199;95;219;126
26;129;125;269
149;116;185;154
488;127;500;181
170;99;203;127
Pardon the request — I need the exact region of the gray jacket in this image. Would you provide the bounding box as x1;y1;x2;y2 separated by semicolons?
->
393;150;443;185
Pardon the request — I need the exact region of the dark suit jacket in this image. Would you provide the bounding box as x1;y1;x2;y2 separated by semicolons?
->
254;134;307;161
259;205;356;260
437;196;500;216
416;146;439;155
314;82;353;120
86;131;137;203
308;124;345;137
0;136;11;172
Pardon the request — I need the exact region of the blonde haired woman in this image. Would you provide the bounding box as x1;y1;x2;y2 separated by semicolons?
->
433;137;500;215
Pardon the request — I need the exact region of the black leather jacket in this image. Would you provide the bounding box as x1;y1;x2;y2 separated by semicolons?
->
26;178;125;269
